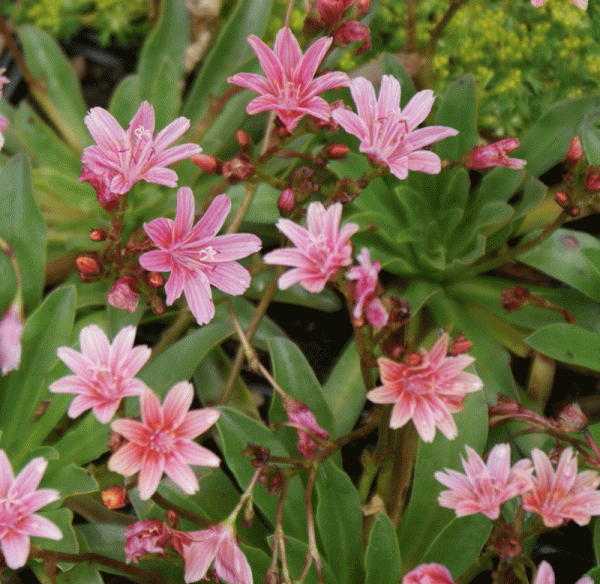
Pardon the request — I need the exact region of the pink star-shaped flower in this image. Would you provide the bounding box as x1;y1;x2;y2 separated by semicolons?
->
403;563;457;584
263;201;359;293
139;188;262;326
228;27;350;132
534;561;593;584
346;247;389;331
332;75;458;180
49;325;151;424
367;333;484;442
0;69;10;152
531;0;587;8
0;299;24;376
521;447;600;527
108;381;221;500
81;101;201;206
435;444;534;519
0;450;62;569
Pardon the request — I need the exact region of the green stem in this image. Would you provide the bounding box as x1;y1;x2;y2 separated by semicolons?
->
149;304;194;362
150;492;210;528
226;183;257;234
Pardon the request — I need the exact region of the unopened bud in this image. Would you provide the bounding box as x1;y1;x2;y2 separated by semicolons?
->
406;352;422;367
568;206;580;217
332;21;372;54
585;166;600;191
101;486;129;509
150;296;165;315
145;272;164;289
565;136;584;168
222;157;255;183
90;228;107;242
76;255;101;276
353;0;371;18
557;402;588;433
323;143;350;160
451;333;472;356
317;0;352;25
191;153;222;174
243;500;255;528
554;191;570;207
277;188;295;214
237;129;251;151
107;277;139;313
463;138;525;171
166;510;179;529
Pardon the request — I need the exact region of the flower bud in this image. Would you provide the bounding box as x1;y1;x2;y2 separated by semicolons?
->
565;136;584;168
317;0;353;25
107;277;139;313
150;296;165;315
76;255;101;276
557;402;588;433
585;166;600;191
236;129;251;151
222;157;255;183
0;299;24;376
277;188;295;214
191;153;222;174
463;138;525;170
332;21;372;54
282;396;330;459
101;486;129;509
451;333;472;356
406;352;422;367
353;0;371;18
568;206;580;217
90;228;107;242
242;500;255;528
323;143;350;160
554;191;570;207
145;271;164;289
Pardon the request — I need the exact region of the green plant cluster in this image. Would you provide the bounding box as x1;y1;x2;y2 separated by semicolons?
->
1;0;151;46
366;0;598;137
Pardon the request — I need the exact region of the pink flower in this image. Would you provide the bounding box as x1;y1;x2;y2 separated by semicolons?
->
332;21;372;55
263;201;358;293
49;324;151;424
228;27;350;132
531;0;587;9
107;277;140;313
182;523;252;584
463;138;526;170
139;188;262;326
534;561;593;584
108;382;221;500
123;520;171;564
0;300;24;376
332;75;458;180
366;333;484;442
435;444;534;519
0;69;10;151
80;101;201;206
403;563;457;584
521;447;600;527
317;0;354;25
0;450;62;569
283;395;330;459
346;247;388;331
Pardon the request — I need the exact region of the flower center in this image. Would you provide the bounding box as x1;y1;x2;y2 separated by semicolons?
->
91;364;122;399
0;497;27;531
198;245;217;262
147;429;176;454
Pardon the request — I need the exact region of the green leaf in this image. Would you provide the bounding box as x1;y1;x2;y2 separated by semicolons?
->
594;512;600;563
420;514;492;577
42;462;99;502
0;154;46;310
525;323;600;371
365;513;401;584
216;407;307;540
108;74;141;127
32;508;77;554
270;535;337;584
0;286;75;466
322;340;366;438
17;24;89;150
519;228;600;303
434;74;478;161
315;460;362;584
580;126;600;166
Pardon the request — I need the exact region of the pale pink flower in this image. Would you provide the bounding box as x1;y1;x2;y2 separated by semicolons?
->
521;447;600;527
49;325;151;424
263;201;358;293
534;561;593;584
403;563;457;584
228;27;350;132
107;277;140;313
435;444;534;519
0;450;62;570
0;69;10;151
531;0;587;9
139;188;262;326
463;138;526;170
366;333;484;442
332;75;458;180
346;247;388;331
182;523;252;584
123;520;171;564
81;101;201;206
0;299;24;376
108;382;221;501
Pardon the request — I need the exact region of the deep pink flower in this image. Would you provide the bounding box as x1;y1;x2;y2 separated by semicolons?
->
531;0;587;8
332;75;458;180
346;247;388;331
263;201;358;293
107;277;140;313
283;395;330;459
464;138;526;170
317;0;354;25
182;523;252;584
366;333;484;442
123;520;171;564
49;325;151;424
0;69;10;151
228;27;350;132
521;447;600;527
108;382;221;500
0;299;24;376
139;188;262;326
435;444;534;519
534;561;593;584
80;101;201;205
332;21;372;54
0;450;62;570
403;563;457;584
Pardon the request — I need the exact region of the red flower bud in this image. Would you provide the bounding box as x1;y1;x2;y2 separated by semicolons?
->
405;352;422;367
236;129;251;151
323;143;350;160
317;0;353;25
451;333;472;356
277;188;295;214
554;191;570;207
76;255;101;276
191;153;222;174
101;486;129;509
463;138;525;171
585;166;600;191
90;228;107;242
353;0;370;18
145;272;164;289
332;21;371;54
568;206;580;217
151;296;165;315
565;136;584;168
557;402;588;433
222;157;255;182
